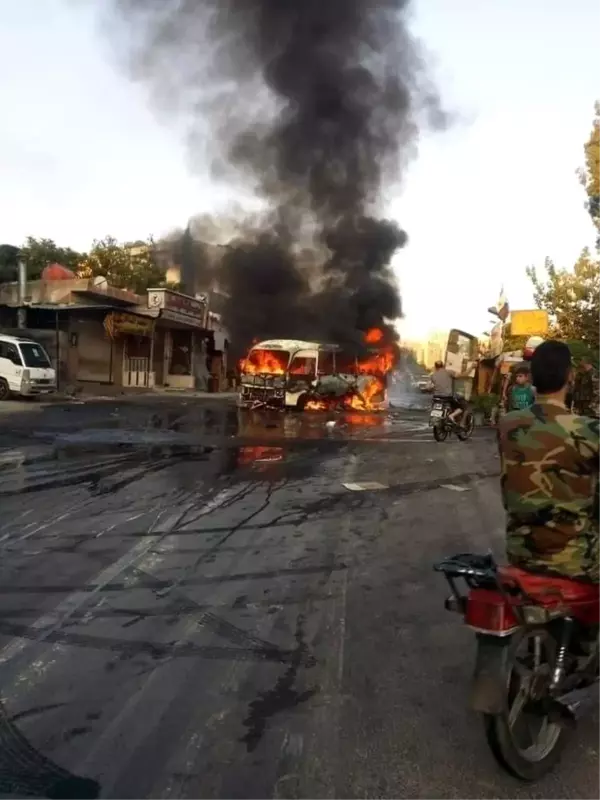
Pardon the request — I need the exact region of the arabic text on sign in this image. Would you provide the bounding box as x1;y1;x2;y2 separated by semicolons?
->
104;312;154;338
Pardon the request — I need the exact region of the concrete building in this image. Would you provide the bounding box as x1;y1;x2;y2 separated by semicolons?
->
0;276;230;391
151;240;231;387
402;331;449;370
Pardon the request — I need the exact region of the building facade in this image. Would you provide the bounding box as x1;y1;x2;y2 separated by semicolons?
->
0;277;229;392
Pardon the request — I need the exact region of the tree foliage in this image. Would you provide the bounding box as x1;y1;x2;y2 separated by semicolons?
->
501;323;528;354
77;236;168;295
577;101;600;247
526;248;599;350
565;338;598;367
18;236;84;280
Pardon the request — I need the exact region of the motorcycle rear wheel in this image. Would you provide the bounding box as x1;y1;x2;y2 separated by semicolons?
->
433;422;448;442
483;627;567;781
457;411;475;441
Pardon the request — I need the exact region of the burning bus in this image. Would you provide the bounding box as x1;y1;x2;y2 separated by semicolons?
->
238;329;394;412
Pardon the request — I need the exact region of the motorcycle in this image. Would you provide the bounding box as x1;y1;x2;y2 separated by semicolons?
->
434;553;599;781
429;395;475;442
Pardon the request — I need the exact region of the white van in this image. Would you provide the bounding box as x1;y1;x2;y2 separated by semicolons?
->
0;334;57;400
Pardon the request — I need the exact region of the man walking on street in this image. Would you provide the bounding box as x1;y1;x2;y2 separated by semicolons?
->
573;356;599;418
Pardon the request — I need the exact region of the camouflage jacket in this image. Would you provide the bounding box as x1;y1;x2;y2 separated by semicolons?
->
573;368;599;418
497;400;599;582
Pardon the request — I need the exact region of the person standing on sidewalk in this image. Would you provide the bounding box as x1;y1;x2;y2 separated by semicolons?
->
573;356;599;418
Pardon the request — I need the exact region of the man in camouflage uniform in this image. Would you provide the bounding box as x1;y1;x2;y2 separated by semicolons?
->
497;341;599;583
572;355;599;418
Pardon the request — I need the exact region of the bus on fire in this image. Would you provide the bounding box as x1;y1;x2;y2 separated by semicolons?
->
238;338;391;412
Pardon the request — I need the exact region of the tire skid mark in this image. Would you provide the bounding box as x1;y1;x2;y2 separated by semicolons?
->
0;621;308;666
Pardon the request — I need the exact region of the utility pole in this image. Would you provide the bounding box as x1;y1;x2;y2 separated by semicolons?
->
17;259;27;329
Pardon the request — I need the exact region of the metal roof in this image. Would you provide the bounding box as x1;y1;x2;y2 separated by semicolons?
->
72;288;140;306
0;303;119;312
251;339;340;351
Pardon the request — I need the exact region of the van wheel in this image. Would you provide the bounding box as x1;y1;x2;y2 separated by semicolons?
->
0;379;10;401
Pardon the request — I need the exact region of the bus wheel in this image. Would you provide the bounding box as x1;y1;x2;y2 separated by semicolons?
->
296;394;308;412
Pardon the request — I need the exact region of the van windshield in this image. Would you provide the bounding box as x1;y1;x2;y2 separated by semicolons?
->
18;342;51;368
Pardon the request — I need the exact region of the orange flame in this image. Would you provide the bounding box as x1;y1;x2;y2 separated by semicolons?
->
240;349;287;375
357;328;396;378
364;327;384;344
305;400;328;411
238;446;284;465
344;412;381;427
241;327;396;413
345;375;387;410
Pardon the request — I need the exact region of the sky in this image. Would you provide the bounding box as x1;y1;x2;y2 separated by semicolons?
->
0;0;598;341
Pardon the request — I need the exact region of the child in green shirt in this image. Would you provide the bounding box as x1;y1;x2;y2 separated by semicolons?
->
509;368;536;411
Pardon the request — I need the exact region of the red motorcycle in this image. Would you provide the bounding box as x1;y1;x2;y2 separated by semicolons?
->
435;553;599;781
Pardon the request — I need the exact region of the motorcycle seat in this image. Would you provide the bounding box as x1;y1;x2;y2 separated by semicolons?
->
499;565;599;624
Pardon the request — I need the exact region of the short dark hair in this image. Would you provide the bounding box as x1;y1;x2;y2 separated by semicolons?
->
530;341;572;394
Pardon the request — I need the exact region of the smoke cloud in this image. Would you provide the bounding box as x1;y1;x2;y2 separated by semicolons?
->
106;0;444;355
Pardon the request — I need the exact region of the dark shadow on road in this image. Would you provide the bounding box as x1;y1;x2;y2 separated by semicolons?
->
0;700;100;798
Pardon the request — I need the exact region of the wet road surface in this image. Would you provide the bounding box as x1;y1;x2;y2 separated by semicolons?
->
0;396;597;798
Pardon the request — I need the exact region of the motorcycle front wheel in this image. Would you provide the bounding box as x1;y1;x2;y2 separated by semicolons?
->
483;627;567;781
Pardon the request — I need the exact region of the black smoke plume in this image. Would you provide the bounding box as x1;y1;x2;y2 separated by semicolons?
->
107;0;443;355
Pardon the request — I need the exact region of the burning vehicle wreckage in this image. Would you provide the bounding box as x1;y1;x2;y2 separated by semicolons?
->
238;328;395;413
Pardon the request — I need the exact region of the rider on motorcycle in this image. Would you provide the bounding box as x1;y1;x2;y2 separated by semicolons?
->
497;340;599;583
430;360;467;426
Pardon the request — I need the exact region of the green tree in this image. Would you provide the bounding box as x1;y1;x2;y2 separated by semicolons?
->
501;323;528;354
78;236;168;294
577;101;600;247
565;338;599;368
18;236;84;279
0;244;21;282
526;248;599;350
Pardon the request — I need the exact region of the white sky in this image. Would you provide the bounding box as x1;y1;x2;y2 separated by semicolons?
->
1;0;598;341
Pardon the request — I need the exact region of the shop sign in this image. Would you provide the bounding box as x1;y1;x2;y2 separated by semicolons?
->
147;288;207;326
160;308;206;329
104;311;154;338
510;310;549;337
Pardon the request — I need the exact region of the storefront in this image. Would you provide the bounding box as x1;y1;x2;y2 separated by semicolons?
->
146;288;209;389
103;310;155;387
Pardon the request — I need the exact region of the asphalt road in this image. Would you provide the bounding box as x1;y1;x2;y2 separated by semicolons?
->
0;395;597;798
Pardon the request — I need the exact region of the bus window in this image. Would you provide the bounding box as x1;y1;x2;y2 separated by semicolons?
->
317;351;336;375
336;351;358;374
289;356;317;377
